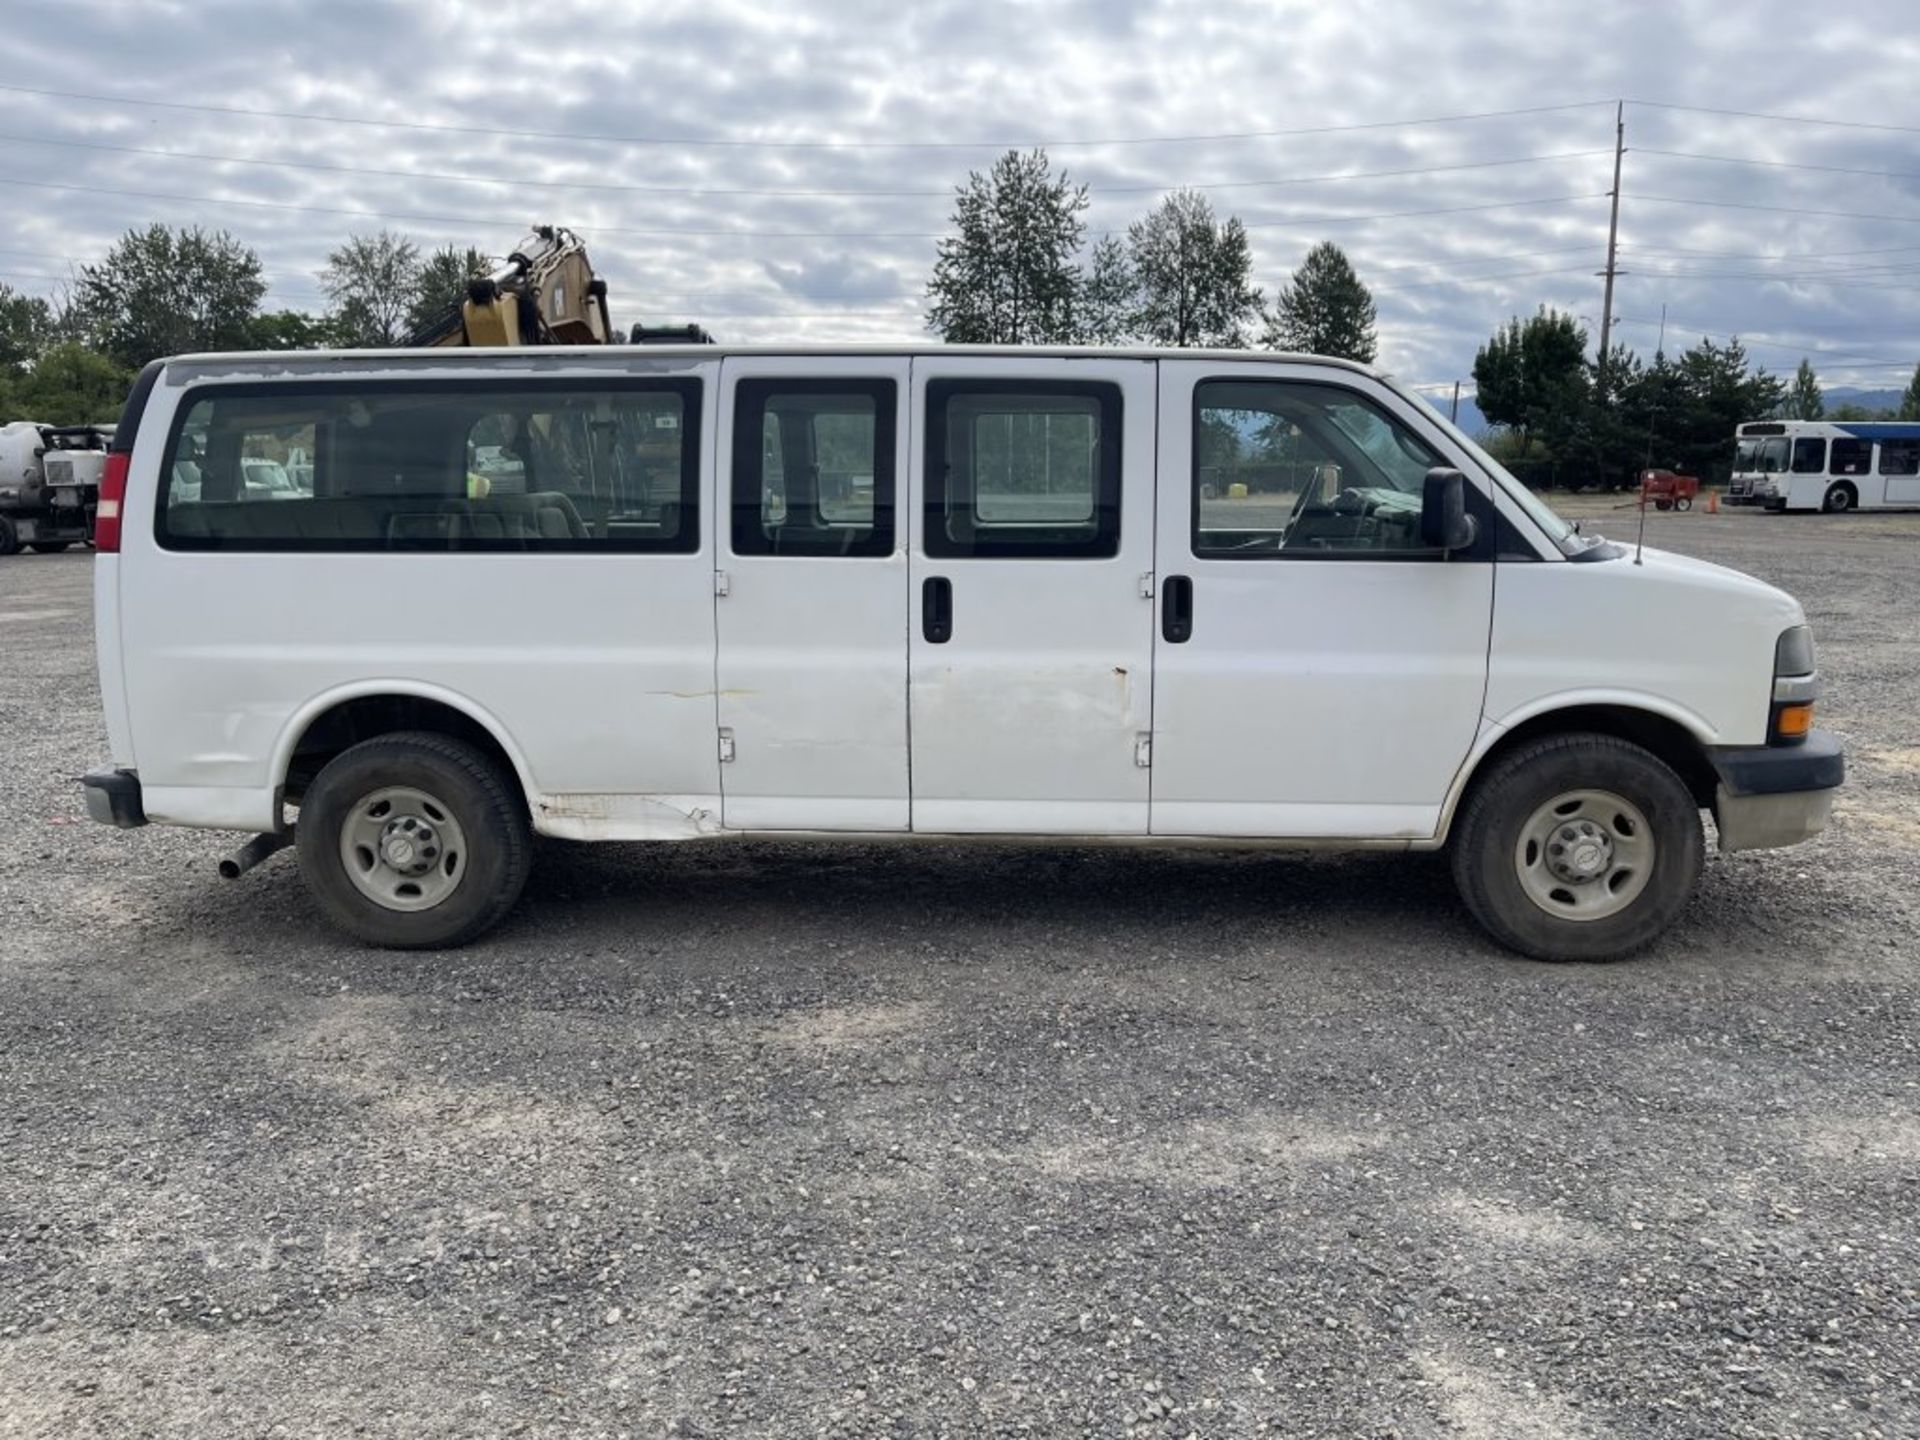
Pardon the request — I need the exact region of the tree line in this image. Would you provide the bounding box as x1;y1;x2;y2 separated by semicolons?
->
1470;308;1920;489
924;149;1378;359
0;224;487;424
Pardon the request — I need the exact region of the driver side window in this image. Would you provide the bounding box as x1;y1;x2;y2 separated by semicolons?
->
1193;379;1448;559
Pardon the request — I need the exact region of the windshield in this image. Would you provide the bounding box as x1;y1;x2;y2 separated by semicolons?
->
1396;383;1580;550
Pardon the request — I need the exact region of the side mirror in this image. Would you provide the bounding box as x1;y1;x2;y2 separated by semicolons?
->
1421;467;1479;553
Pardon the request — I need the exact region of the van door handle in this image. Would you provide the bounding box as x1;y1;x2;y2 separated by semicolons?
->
922;576;953;644
1162;575;1194;644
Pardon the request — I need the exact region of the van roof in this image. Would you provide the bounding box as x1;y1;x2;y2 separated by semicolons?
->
156;342;1385;378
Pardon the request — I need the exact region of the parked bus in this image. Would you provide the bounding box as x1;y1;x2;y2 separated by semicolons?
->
1727;419;1920;513
82;346;1843;962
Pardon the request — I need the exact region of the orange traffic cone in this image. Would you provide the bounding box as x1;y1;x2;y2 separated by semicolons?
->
1706;489;1719;515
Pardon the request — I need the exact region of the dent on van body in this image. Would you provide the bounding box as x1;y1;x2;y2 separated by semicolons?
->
534;792;723;841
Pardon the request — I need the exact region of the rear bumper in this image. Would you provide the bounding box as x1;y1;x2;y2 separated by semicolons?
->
82;767;147;828
1708;729;1844;853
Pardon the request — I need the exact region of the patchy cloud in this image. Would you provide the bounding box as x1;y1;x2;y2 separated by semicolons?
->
1;0;1916;393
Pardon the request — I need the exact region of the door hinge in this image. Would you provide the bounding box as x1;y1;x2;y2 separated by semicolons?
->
1138;572;1155;599
1134;733;1153;768
713;569;731;597
718;727;736;763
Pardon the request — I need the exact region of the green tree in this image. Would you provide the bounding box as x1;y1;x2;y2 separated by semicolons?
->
1471;308;1589;453
245;309;337;351
407;245;489;336
1263;241;1377;363
1783;358;1824;420
926;150;1088;344
1899;363;1920;421
1075;234;1136;345
321;230;422;347
12;342;132;425
74;224;265;368
1;284;56;371
1125;190;1263;348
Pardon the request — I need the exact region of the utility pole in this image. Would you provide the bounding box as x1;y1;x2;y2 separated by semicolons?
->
1450;380;1461;424
1597;100;1626;383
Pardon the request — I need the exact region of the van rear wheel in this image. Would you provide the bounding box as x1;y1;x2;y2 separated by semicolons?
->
1451;734;1703;961
296;731;530;948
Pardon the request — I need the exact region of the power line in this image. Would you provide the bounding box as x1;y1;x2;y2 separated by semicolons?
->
1622;241;1920;262
1636;147;1920;184
1626;192;1920;226
1370;263;1601;294
0;130;1613;200
1627;99;1920;137
0;83;1613;151
0;172;1608;242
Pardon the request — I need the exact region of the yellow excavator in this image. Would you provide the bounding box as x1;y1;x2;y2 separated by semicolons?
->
407;225;714;349
408;225;612;347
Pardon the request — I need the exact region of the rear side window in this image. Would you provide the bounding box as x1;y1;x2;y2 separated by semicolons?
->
924;380;1121;558
731;378;895;556
156;379;701;551
1829;437;1873;477
1878;439;1920;476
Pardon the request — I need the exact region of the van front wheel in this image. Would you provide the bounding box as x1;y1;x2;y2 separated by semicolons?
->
296;732;530;948
1451;734;1703;961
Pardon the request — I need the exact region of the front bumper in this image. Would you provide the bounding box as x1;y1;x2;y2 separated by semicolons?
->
1708;729;1844;852
82;767;147;828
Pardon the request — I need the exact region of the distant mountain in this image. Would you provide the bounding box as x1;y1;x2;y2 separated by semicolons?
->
1823;387;1904;416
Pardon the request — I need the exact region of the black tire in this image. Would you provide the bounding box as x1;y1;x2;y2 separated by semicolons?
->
0;517;17;557
1674;496;1692;512
1451;733;1704;962
1823;482;1856;514
295;731;530;948
1654;499;1673;511
28;541;71;554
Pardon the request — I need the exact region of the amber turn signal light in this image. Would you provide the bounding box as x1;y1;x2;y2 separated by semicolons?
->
1773;702;1815;741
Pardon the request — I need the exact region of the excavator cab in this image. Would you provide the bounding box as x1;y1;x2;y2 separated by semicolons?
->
411;226;613;348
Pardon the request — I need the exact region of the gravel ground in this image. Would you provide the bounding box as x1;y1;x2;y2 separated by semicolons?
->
1;510;1916;1438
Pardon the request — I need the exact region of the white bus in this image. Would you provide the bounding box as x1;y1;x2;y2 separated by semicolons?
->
1727;419;1920;513
82;346;1843;962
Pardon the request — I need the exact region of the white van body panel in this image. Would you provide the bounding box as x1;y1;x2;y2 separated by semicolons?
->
113;354;726;838
906;354;1159;834
713;354;911;832
93;344;1815;853
1149;360;1494;839
1485;546;1801;749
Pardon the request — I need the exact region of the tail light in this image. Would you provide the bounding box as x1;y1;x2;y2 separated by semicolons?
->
94;451;129;553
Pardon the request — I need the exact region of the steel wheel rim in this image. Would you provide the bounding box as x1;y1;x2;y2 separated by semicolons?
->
338;785;468;912
1514;788;1654;923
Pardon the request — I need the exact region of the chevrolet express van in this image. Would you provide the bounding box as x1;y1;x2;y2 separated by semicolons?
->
82;347;1844;960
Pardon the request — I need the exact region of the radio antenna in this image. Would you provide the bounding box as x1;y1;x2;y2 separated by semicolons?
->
1634;471;1649;565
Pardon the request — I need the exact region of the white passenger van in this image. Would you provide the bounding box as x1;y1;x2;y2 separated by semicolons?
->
1728;419;1920;512
83;347;1844;961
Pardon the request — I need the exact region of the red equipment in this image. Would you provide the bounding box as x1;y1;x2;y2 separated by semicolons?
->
1639;469;1701;512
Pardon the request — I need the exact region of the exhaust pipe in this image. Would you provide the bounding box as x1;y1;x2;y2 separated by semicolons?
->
219;829;293;880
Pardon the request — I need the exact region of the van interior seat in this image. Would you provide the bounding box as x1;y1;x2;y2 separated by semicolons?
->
165;491;590;546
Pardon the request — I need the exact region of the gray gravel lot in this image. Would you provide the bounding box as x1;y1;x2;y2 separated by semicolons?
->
1;510;1916;1438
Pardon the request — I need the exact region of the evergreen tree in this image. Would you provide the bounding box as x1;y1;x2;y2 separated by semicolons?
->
74;224;266;368
1900;362;1920;421
925;150;1088;344
1126;190;1263;348
1784;358;1824;420
1470;308;1589;453
1263;242;1377;363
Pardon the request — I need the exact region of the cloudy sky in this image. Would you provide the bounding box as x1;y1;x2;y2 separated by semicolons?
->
3;0;1918;402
